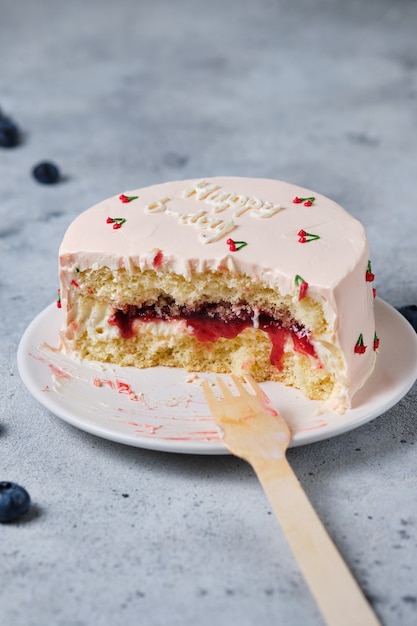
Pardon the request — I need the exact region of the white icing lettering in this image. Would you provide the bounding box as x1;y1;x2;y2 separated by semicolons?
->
199;220;236;244
232;204;252;218
233;196;264;217
179;209;207;225
205;189;223;201
145;197;170;213
245;197;263;210
195;214;212;228
228;192;248;206
182;179;220;200
250;203;281;218
210;201;230;213
182;179;208;197
148;199;234;244
144;182;284;246
166;207;181;216
208;192;232;213
183;181;283;223
196;183;220;200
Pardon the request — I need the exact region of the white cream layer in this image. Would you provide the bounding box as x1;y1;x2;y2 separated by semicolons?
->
64;300;191;345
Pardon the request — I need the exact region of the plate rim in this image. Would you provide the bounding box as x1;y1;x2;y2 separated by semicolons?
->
17;298;417;454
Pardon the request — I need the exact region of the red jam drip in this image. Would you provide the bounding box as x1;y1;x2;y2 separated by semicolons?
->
265;326;287;367
108;310;317;368
187;319;307;368
108;311;136;339
292;332;317;358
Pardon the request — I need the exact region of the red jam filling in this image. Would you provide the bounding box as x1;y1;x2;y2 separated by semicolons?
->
108;304;317;368
186;318;314;367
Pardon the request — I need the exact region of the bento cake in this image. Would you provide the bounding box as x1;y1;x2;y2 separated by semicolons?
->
58;177;378;412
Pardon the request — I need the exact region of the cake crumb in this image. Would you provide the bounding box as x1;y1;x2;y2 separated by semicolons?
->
184;373;203;385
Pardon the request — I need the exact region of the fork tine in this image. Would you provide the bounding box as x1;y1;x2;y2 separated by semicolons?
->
201;380;218;411
244;375;267;399
215;377;235;400
230;375;250;398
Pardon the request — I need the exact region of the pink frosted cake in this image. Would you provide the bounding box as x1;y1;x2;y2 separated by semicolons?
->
58;177;378;412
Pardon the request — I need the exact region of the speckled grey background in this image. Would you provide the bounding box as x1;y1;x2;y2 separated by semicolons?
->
1;1;417;625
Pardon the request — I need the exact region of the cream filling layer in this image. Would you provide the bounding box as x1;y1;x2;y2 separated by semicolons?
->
68;300;192;344
67;300;344;376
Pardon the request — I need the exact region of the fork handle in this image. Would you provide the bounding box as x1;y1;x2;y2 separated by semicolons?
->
251;455;381;626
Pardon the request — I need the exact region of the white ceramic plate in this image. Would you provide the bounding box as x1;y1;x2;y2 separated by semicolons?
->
17;299;417;454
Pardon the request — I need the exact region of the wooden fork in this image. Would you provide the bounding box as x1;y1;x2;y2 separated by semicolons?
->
202;375;381;626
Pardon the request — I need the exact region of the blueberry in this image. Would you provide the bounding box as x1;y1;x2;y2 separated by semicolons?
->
0;116;20;148
397;305;417;332
32;161;60;184
0;481;31;522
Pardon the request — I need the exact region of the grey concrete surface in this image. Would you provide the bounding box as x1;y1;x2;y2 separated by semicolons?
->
1;1;417;624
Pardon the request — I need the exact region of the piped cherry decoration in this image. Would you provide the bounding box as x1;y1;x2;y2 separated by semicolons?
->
226;238;247;252
106;217;126;229
119;194;138;203
354;333;367;354
366;260;375;282
298;229;320;243
295;274;309;300
293;196;315;206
